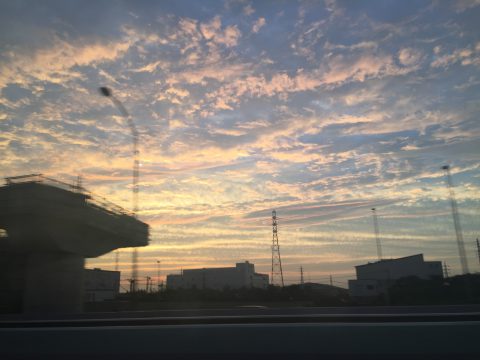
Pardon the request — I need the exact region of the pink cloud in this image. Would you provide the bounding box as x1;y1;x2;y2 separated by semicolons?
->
252;17;266;33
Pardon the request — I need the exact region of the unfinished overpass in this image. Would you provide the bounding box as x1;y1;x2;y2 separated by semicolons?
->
0;174;149;313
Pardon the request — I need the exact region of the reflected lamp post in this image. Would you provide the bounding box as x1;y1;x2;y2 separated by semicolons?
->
99;86;140;292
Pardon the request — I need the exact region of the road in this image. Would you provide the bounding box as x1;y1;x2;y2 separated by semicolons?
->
2;303;480;321
1;305;479;359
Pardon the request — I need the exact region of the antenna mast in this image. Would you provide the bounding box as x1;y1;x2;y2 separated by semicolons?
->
442;165;469;274
371;208;382;261
271;210;284;287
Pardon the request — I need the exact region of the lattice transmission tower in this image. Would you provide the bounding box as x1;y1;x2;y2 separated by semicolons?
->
442;165;469;274
271;210;284;287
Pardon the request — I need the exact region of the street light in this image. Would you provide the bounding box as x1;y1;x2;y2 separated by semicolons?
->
99;86;140;292
99;86;139;213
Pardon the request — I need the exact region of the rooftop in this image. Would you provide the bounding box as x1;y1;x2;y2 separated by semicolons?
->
356;254;424;268
4;174;134;217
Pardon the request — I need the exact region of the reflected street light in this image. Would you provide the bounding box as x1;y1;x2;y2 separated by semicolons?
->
99;86;140;292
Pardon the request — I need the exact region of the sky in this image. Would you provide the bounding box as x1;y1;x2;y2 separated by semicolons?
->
1;0;479;288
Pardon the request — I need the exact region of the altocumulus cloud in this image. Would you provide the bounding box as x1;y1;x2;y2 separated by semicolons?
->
0;0;479;283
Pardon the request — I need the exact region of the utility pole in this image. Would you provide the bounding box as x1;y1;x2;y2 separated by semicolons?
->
300;266;304;286
443;262;450;278
157;260;161;291
129;278;135;293
476;239;480;265
442;165;469;274
75;175;83;192
271;210;284;287
371;208;383;261
114;251;120;272
100;86;141;291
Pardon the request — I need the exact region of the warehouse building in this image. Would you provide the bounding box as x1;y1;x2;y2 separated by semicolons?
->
348;254;443;298
167;261;269;290
84;268;120;302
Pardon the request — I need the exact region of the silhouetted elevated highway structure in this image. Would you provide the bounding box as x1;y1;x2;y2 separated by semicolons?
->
0;174;149;313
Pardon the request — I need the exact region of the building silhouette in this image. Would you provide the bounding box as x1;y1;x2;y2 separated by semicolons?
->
167;261;269;290
348;254;443;299
0;174;148;313
84;268;120;302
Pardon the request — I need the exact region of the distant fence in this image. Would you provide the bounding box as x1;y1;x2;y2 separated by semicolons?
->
4;174;134;217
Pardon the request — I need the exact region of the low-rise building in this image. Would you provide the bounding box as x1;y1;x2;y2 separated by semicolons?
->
84;268;120;302
167;261;269;290
348;254;443;298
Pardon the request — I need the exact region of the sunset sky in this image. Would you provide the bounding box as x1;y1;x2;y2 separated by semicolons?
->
1;0;479;288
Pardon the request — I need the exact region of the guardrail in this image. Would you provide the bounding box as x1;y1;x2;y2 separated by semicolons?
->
4;174;135;217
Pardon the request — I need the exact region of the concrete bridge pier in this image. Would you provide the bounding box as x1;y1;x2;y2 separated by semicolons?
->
23;252;85;314
0;175;150;314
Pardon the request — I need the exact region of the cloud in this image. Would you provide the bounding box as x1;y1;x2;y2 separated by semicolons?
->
324;41;378;51
431;44;480;68
342;84;385;106
166;86;190;98
243;4;255;16
167;62;250;85
2;1;480;279
243;198;403;229
398;48;423;66
453;0;480;13
179;18;199;35
200;16;220;40
220;25;242;47
252;17;266;33
131;60;165;73
322;53;412;85
0;36;132;89
200;16;241;47
205;51;419;111
454;75;480;91
291;20;326;60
